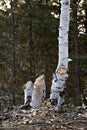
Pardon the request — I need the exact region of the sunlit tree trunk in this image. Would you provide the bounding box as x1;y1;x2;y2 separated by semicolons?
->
50;0;71;111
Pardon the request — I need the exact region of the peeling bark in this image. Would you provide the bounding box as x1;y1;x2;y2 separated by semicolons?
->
50;0;71;111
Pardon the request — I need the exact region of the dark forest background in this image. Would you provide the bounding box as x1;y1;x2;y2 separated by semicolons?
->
0;0;87;108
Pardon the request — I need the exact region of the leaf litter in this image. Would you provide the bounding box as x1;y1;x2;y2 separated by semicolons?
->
0;100;87;130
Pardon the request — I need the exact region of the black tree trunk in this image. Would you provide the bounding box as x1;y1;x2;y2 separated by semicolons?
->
11;0;16;106
73;0;81;105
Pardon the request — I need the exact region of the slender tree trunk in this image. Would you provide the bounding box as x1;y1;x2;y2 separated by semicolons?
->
28;2;35;82
11;0;16;106
85;8;87;54
50;0;71;111
72;0;81;105
0;93;2;126
85;8;87;34
44;28;48;98
28;19;34;80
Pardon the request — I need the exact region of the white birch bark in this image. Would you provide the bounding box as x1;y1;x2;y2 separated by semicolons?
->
24;81;33;105
30;74;46;108
4;0;11;9
50;0;71;111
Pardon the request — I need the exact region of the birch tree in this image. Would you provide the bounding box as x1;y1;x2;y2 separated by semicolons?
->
50;0;71;111
24;81;33;106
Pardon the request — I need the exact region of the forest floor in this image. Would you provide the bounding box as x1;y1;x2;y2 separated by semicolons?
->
0;100;87;130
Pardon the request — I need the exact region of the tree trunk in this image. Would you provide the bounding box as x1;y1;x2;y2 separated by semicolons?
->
30;74;45;108
50;0;71;111
24;81;33;106
85;8;87;34
28;19;34;80
11;0;16;106
72;0;81;105
28;2;35;82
